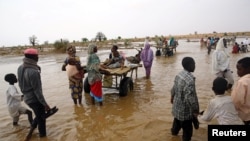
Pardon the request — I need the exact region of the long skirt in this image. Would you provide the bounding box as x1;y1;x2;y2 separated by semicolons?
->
69;79;83;99
90;80;103;102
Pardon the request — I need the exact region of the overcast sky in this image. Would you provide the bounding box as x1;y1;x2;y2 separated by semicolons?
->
0;0;249;47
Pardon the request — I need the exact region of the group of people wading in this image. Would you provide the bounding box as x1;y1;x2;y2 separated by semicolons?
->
155;36;178;57
199;36;249;55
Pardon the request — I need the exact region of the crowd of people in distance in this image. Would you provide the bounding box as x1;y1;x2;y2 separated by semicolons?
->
155;36;178;57
232;38;249;53
201;37;249;54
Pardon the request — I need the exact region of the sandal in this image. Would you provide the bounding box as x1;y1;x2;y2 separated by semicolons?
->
45;106;58;118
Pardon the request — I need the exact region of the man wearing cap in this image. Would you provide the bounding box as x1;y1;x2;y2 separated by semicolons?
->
17;48;51;139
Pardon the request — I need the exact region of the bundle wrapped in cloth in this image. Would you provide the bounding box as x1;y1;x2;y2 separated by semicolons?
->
65;57;84;79
66;64;79;77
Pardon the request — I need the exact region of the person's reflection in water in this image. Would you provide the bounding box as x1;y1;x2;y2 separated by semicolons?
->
145;79;153;92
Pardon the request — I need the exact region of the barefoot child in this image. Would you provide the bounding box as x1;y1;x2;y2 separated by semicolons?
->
4;73;33;126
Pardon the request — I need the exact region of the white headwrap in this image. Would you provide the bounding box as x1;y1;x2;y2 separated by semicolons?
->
212;37;230;74
87;43;96;54
214;37;230;57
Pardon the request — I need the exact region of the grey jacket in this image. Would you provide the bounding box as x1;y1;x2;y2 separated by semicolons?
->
17;58;48;106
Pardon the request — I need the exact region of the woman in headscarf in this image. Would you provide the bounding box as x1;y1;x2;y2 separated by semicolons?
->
212;37;234;90
169;37;178;52
86;44;106;106
140;42;154;79
62;45;83;105
169;37;175;47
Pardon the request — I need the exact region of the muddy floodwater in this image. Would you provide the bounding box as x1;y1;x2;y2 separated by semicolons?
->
0;39;249;141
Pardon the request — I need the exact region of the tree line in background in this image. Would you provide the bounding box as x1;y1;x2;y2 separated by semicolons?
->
1;31;250;54
26;31;136;53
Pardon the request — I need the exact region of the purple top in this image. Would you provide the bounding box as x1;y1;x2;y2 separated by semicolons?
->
140;43;154;67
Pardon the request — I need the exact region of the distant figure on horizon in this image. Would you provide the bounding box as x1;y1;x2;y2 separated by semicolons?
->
243;38;249;52
243;38;249;46
200;38;205;47
207;37;213;54
169;37;178;52
232;42;240;54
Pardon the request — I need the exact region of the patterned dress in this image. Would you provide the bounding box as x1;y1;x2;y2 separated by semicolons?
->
63;56;83;99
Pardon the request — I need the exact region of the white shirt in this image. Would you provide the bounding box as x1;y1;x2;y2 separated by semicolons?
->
6;85;23;117
243;38;249;46
198;94;243;125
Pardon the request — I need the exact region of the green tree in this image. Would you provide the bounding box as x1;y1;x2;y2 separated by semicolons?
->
53;39;69;52
103;37;107;41
82;38;88;42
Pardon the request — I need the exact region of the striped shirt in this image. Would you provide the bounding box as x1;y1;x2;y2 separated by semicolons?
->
171;70;199;121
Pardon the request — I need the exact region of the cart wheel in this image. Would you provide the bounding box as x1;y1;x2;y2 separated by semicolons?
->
119;77;133;97
84;77;90;93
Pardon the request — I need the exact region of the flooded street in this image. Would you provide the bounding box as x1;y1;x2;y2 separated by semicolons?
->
0;39;249;141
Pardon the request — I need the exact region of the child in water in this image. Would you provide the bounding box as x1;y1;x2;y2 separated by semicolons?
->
198;77;243;125
4;73;33;126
